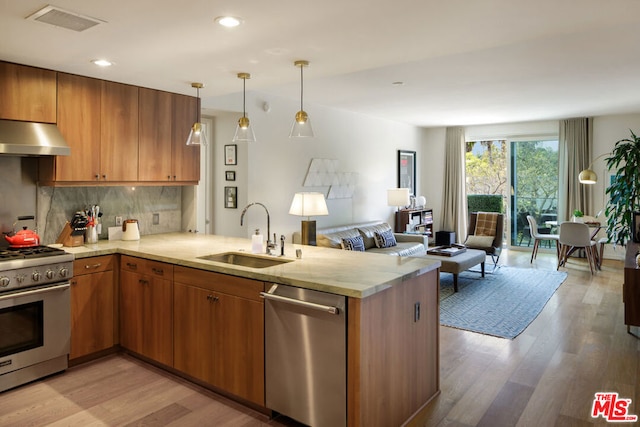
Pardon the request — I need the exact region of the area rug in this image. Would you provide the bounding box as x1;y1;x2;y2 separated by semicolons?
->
439;266;568;339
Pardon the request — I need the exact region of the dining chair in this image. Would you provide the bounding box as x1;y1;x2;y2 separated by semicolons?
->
557;221;598;274
526;215;559;263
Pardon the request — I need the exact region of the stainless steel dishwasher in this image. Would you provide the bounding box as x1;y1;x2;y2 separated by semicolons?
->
262;283;346;427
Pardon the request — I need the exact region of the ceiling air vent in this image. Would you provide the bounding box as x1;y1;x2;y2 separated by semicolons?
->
26;5;105;32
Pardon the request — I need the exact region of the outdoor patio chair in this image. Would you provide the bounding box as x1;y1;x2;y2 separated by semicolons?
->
526;215;559;263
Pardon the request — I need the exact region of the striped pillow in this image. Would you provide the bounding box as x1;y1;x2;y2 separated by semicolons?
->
374;229;397;248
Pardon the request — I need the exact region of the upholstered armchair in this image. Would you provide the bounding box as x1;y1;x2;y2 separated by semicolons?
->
464;212;504;267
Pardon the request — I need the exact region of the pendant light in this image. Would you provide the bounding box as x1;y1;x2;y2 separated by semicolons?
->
290;60;314;138
186;82;207;146
232;72;256;142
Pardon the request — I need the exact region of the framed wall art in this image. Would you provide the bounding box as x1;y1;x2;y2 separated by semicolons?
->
225;171;236;181
398;150;416;196
225;186;237;209
224;144;237;165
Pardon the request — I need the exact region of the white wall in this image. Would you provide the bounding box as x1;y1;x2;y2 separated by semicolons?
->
206;91;425;242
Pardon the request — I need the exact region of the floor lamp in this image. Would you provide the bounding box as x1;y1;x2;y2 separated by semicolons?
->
289;192;329;245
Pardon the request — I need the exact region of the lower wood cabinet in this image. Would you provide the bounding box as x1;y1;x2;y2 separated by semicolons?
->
70;255;116;360
173;266;265;406
120;255;173;367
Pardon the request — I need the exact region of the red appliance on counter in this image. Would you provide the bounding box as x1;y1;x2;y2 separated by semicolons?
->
3;215;40;248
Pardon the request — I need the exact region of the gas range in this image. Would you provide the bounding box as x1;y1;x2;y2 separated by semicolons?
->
0;245;74;292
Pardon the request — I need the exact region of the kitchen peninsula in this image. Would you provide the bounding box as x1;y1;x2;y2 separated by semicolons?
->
67;233;441;426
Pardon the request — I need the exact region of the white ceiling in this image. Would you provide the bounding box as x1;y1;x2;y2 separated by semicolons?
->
3;0;640;127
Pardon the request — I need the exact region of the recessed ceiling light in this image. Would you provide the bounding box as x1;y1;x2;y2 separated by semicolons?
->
92;59;113;67
215;16;242;28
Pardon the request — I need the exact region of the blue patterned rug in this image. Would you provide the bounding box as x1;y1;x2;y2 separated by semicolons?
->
439;266;568;339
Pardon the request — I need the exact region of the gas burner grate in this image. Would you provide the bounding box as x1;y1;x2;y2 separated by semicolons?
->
1;246;67;259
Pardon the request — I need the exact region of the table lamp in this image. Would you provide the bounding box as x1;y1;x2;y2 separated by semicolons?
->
387;188;410;211
289;192;329;245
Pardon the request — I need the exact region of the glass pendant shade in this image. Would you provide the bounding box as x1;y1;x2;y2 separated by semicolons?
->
186;82;206;146
232;72;256;142
290;60;314;138
186;122;207;146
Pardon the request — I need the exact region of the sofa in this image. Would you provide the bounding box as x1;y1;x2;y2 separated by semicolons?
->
293;220;427;256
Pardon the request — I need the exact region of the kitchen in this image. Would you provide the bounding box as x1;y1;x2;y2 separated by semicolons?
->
0;59;440;426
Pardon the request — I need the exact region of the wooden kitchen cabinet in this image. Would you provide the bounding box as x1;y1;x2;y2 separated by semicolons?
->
70;255;116;361
120;255;173;367
624;242;640;332
171;93;200;182
138;88;200;183
138;88;173;182
100;80;139;181
53;73;102;182
173;266;265;405
0;61;57;123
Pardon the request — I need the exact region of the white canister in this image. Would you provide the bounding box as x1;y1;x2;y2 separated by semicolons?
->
251;229;263;254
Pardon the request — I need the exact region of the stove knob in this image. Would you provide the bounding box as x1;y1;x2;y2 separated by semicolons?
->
16;274;25;284
0;276;9;287
32;271;41;282
59;267;69;278
46;269;55;279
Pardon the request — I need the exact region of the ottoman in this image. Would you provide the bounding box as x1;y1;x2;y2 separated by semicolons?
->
424;248;486;292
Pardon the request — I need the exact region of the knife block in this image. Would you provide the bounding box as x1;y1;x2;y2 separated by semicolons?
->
56;222;84;247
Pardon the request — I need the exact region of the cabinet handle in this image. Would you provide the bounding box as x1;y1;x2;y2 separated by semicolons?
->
167;175;171;180
152;267;164;275
102;174;107;180
139;279;149;286
127;262;137;269
206;294;219;303
84;263;102;269
173;175;177;180
95;174;100;180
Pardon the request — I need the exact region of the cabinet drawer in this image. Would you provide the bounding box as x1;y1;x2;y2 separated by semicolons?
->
174;266;265;301
121;255;173;278
74;255;115;276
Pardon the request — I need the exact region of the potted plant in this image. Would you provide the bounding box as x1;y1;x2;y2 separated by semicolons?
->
605;130;640;245
572;209;584;222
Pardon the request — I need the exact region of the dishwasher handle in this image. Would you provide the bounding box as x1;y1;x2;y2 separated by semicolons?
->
260;290;340;315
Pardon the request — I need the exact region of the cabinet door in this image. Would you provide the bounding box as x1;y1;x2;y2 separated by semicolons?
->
70;270;114;359
212;292;265;405
56;73;101;181
174;282;214;383
101;81;139;181
0;61;56;123
119;269;145;355
139;88;172;181
171;93;200;182
144;275;173;367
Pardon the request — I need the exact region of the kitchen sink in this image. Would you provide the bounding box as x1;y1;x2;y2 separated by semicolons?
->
197;252;293;268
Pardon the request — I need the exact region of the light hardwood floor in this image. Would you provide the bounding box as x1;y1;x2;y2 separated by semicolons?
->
0;249;636;427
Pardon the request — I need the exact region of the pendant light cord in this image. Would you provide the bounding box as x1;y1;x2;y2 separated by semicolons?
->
195;86;200;122
300;65;304;111
243;77;247;119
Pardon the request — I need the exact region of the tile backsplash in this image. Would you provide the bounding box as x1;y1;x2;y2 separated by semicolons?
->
0;157;182;245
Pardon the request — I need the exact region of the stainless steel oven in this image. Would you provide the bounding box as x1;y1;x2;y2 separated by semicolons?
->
0;247;73;392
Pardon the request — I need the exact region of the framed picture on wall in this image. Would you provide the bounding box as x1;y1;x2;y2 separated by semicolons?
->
224;144;237;165
225;186;237;209
225;171;236;181
398;150;416;196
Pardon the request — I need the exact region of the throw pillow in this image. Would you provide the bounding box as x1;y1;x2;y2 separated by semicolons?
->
465;235;495;247
341;235;365;251
374;229;397;248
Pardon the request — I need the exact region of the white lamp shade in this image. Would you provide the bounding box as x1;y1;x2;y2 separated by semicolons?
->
387;188;410;207
289;192;328;217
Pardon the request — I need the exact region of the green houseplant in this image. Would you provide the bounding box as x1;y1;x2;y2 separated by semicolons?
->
605;130;640;244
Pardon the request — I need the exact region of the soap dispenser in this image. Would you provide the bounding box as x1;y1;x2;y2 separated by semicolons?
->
252;229;263;254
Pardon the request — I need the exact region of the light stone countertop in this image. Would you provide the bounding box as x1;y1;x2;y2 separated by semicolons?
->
64;232;440;298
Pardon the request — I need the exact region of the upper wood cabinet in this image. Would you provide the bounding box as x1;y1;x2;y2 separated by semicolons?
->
138;88;200;183
55;73;102;182
172;93;200;182
100;81;139;181
138;88;173;181
0;61;56;123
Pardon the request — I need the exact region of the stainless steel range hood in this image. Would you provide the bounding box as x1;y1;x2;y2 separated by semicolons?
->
0;119;71;156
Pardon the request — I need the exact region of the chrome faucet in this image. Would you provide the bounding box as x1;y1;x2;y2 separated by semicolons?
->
240;202;275;254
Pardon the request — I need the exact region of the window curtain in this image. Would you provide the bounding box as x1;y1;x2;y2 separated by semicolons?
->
558;117;592;221
441;127;468;242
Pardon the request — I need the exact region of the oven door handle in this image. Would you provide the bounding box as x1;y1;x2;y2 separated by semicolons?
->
0;283;70;302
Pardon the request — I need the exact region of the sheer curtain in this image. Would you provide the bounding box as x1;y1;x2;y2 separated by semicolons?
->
441;127;468;243
558;118;592;222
